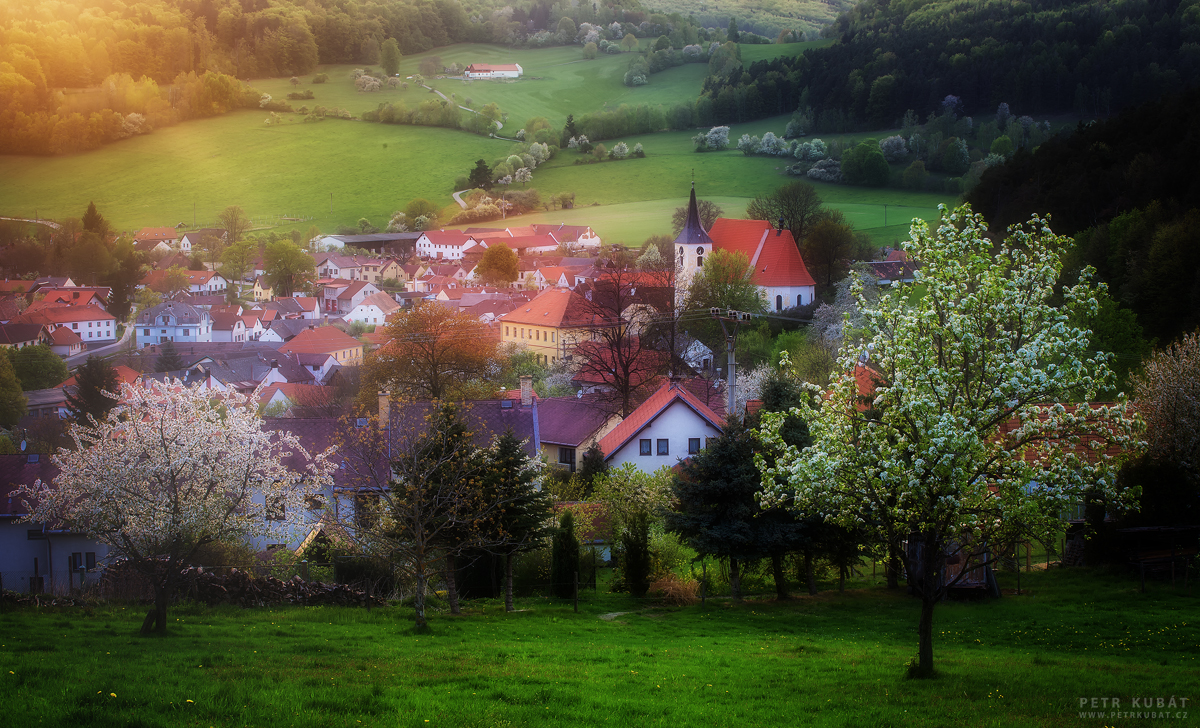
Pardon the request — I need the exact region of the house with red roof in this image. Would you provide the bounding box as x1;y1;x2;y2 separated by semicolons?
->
15;305;118;344
134;227;177;247
498;288;612;366
464;63;522;79
345;291;400;325
140;269;228;296
415;231;485;261
210;311;249;342
674;184;816;311
598;381;725;470
277;326;363;366
48;326;83;357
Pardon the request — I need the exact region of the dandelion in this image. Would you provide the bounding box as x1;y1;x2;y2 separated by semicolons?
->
187;700;194;703
110;693;117;698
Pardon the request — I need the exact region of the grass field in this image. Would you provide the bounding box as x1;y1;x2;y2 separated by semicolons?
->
0;41;948;246
1;567;1194;727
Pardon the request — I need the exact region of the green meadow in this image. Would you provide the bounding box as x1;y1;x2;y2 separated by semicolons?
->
0;41;946;245
1;567;1194;727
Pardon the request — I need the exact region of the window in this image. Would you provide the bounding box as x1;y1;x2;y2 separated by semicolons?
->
72;323;78;329
697;255;703;267
688;438;701;454
85;552;96;570
144;329;150;337
639;439;652;456
558;447;577;472
183;329;190;336
657;439;669;455
798;294;804;306
70;552;83;570
776;295;783;311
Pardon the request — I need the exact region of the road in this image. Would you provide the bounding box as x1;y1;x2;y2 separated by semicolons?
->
66;324;134;368
0;216;62;230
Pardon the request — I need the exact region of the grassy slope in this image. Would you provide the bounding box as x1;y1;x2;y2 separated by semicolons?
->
0;41;946;245
0;568;1194;727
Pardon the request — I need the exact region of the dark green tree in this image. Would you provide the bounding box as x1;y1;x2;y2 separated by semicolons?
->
841;141;891;186
578;442;609;497
727;17;739;42
550;510;580;599
0;353;26;427
81;201;107;234
480;431;554;611
64;355;118;426
380;38;402;77
562;114;578;145
156;340;184;372
8;344;69;390
621;510;652;598
468;159;493;191
106;237;142;321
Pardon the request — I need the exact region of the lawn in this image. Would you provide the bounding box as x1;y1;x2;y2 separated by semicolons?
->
0;567;1194;727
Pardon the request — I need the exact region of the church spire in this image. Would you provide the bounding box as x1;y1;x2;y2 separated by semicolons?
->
673;181;714;249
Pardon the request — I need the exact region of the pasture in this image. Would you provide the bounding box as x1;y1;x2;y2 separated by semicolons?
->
0;567;1194;727
0;41;946;245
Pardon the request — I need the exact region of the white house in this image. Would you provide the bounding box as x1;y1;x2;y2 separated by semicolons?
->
415;231;485;261
178;229;226;254
210;311;249;343
135;301;213;348
344;291;400;325
464;63;522;79
15;305;118;344
599;381;724;471
533;223;602;249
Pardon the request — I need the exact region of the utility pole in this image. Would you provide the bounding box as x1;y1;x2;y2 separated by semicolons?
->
711;308;752;415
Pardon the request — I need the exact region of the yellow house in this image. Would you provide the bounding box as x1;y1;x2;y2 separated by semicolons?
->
379;258;405;283
252;275;274;302
499;288;605;366
277;326;364;366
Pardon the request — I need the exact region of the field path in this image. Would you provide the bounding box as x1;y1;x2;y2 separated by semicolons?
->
451;190;470;209
422;85;503;130
0;216;61;230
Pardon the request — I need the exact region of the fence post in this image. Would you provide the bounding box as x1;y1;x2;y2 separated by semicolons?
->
573;571;578;613
701;561;706;604
300;560;309;581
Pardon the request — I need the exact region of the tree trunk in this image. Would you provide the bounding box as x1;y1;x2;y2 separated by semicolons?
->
504;552;514;613
771;553;788;599
142;583;168;634
886;541;903;590
728;558;742;599
914;534;940;678
445;553;460;615
917;591;936;677
805;551;817;595
413;568;429;632
839;565;846;593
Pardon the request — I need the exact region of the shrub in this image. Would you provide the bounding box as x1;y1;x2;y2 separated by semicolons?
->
633;142;644;157
807;157;842;182
648;573;700;606
621;512;652;598
879;135;908;163
551;512;581;599
312;73;328;84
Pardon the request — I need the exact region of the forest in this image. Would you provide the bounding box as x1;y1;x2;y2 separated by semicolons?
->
699;0;1200;129
967;86;1200;345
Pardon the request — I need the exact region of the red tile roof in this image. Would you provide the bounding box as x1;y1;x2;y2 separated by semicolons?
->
599;382;724;458
501;288;599;328
15;306;115;325
277;327;362;356
49;326;82;345
707;218;815;288
135;227;176;241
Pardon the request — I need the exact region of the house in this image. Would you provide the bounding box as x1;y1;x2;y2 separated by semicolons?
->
464;63;523;79
344;292;400;325
252;276;274;301
314;254;390;284
864;250;921;286
320;280;380;314
0;453;112;594
598;381;724;469
278;326;364;366
415;231;485;261
0;323;52;349
48;326;83;357
532;223;602;249
134;227;177;247
135;301;213;348
674;184;816;311
14;306;118;344
538;395;621;473
503;234;560;256
178;229;226;254
287;351;340;383
210;311;249;343
140;269;229;295
36;287;110;310
498;288;609;366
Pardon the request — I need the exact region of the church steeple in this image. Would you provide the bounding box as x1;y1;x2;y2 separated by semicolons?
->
673;181;715;249
673;181;715;308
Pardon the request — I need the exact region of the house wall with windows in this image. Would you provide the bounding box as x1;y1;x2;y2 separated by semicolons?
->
603;399;721;470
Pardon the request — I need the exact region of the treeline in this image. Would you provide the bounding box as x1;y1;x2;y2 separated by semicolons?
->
967;88;1200;344
698;0;1200;129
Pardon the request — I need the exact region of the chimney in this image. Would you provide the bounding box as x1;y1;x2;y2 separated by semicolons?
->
378;390;391;428
519;375;533;407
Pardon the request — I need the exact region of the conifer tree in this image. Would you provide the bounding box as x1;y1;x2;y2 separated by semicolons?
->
156;340;184;372
64;355;118;427
577;442;608;497
550;511;580;599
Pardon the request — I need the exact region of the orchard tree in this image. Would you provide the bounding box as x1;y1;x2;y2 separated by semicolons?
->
757;206;1144;677
475;243;519;286
19;380;333;633
1133;330;1200;480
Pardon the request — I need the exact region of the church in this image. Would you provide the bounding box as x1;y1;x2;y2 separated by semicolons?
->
673;184;817;311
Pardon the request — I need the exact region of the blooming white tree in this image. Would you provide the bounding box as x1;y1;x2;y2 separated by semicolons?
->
610;141;629;159
17;380;333;633
757;205;1143;677
513;167;532;186
737;133;759;156
705;126;730;150
259;93;272;108
879;135;908;163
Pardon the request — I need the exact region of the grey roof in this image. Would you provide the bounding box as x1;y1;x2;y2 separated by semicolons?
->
673;183;715;250
137;301;207;326
258;299;305;315
537;397;612;447
387;399;540;459
269;319;319;341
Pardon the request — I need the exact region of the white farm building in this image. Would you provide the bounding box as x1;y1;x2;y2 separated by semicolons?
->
464;63;522;79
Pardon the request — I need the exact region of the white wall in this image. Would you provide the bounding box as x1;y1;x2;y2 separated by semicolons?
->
0;522;111;595
606;399;721;471
762;284;816;311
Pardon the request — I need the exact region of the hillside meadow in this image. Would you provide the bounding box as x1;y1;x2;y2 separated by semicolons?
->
0;567;1194;727
0;42;944;245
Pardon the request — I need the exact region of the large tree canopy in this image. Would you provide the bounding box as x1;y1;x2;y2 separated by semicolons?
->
758;205;1143;677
